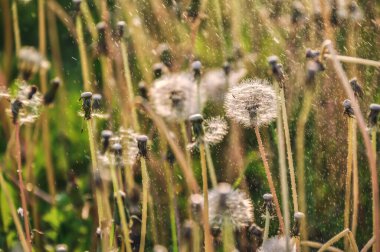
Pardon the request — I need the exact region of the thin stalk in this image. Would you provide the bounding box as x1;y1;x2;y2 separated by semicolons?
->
344;117;354;251
164;162;179;252
263;207;270;241
326;41;380;251
193;222;201;252
199;142;213;252
275;82;291;248
222;217;235;251
323;54;380;68
301;241;343;252
139;158;149;252
296;88;314;242
351;119;359;237
0;168;29;252
361;236;375;252
76;15;91;90
11;0;21;54
371;126;376;252
15;123;32;250
110;158;133;252
280;87;298;212
205;143;217;188
148;194;158;244
180;121;192;169
80;0;98;40
317;229;350;252
254;126;285;234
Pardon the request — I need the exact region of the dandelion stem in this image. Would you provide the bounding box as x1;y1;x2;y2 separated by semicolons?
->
76;15;91;90
280;87;298;212
300;241;343;252
317;229;350;252
139;157;149;252
254;126;285;234
323;54;380;68
199;142;213;252
110;157;133;252
351;118;359;238
326;41;380;252
222;217;235;251
193;222;201;252
164;162;179;252
180;121;193;169
344;117;354;251
361;236;375;252
11;0;21;54
0;166;29;252
205;143;218;188
263;207;270;241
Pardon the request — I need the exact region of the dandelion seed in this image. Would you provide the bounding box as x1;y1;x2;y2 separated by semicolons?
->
119;128;139;165
150;73;200;122
224;79;277;128
258;236;296;252
208;183;253;230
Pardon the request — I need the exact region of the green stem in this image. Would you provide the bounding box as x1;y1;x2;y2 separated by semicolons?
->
205;143;218;188
11;0;21;54
263;207;270;241
139;158;149;252
222;217;234;251
76;15;91;90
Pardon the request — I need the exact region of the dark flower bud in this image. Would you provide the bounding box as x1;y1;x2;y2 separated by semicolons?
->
101;130;113;153
263;193;274;213
138;81;148;100
249;224;263;247
267;55;284;84
292;211;305;237
223;61;231;76
116;21;126;39
189;114;204;139
11;99;23;124
211;225;221;238
267;55;279;66
306;60;324;85
80;92;92;120
94;170;103;190
44;77;61;105
111;143;123;159
187;0;201;20
191;60;202;80
291;1;305;24
153;63;164;79
166;147;175;166
158;44;173;69
182;220;193;241
305;49;320;59
190;194;203;222
137;135;148;158
27;85;38;100
343;99;354;118
369;104;380;127
96;22;107;55
349;78;363;98
216;183;231;209
92;94;102;111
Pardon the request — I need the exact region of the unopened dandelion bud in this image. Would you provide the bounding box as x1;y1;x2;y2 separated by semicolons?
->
11;99;23;124
305;48;320;59
187;0;201;20
94;170;103;189
158;43;173;69
153;63;164;79
27;85;38;100
44;77;61;105
116;21;126;39
343;99;354;118
190;194;203;221
101;130;113;153
191;60;202;80
153;245;168;252
267;55;284;84
138;81;148;100
96;22;107;55
56;244;68;252
369;104;380;127
182;220;193;241
137;135;148;158
92;94;102;111
292;211;305;237
263;193;274;211
166;147;175;166
189;113;204;139
223;61;231;76
80;92;92;120
211;225;221;238
349;78;363;98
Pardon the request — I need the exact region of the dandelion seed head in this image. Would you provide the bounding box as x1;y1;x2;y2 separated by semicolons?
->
204;116;228;145
200;67;247;102
119;128;139;165
208;183;253;230
258;236;296;252
18;47;49;80
150;73;200;122
224;79;277;127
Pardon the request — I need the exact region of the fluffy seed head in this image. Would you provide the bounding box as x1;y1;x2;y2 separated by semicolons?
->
224;79;277;127
150;73;200;122
204;116;228;145
259;236;296;252
18;46;49;80
119;128;140;165
208;183;254;230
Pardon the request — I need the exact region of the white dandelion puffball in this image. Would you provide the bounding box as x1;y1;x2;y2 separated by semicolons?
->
208;183;254;230
150;73;202;122
258;236;296;252
204;116;229;145
224;79;277;127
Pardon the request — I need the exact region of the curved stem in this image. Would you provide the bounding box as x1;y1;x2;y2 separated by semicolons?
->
139;158;149;252
254;126;285;234
199;143;213;252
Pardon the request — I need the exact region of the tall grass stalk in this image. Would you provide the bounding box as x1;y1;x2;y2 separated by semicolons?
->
199;142;213;252
317;229;358;252
148;194;158;244
0;167;29;252
180;121;193;168
11;0;21;54
76;14;91;90
344;117;354;251
139;157;149;252
325;40;380;252
205;144;217;188
274;82;291;248
296;87;314;242
109;157;133;252
362;236;375;252
254;126;285;233
300;241;343;252
15;123;32;249
351;119;359;237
